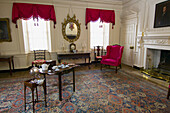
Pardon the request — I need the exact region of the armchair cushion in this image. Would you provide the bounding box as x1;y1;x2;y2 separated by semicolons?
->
32;59;46;64
101;59;118;66
96;56;102;59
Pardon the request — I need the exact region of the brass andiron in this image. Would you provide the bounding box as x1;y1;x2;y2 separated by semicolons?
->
141;67;170;82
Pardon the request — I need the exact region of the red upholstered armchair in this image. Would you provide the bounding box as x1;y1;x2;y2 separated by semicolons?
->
101;45;124;73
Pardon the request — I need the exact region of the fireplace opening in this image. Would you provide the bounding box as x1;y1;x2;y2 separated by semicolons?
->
158;50;170;71
142;49;170;82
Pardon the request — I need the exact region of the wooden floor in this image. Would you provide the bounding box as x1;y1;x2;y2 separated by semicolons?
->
0;63;168;90
0;63;133;79
0;63;100;79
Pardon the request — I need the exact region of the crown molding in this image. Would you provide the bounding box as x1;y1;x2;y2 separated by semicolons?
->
0;0;122;10
122;0;144;8
2;0;122;5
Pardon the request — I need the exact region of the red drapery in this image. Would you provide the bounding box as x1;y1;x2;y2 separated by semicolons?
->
85;8;115;29
12;3;56;28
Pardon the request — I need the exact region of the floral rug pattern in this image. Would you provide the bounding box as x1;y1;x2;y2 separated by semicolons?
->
0;69;170;113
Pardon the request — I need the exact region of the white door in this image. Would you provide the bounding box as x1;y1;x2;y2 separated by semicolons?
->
120;18;137;66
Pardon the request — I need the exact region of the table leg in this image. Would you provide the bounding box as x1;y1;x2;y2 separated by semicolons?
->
59;74;62;101
43;74;47;95
43;81;47;107
43;74;47;106
11;57;14;71
24;85;26;111
88;57;91;69
73;69;75;92
36;87;38;101
9;59;12;76
32;88;35;113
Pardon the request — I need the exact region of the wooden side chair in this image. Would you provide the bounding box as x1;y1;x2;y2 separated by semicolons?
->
32;50;46;67
94;46;104;63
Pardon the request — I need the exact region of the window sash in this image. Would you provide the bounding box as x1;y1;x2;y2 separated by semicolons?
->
22;18;51;53
90;18;110;49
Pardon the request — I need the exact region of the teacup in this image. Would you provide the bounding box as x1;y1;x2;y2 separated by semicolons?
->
55;68;59;71
58;65;61;69
52;66;58;70
62;65;65;68
65;65;69;68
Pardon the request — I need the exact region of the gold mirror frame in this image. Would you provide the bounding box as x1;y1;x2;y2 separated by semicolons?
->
62;14;81;43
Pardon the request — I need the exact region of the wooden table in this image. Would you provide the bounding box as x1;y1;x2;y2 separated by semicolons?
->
24;78;47;113
39;64;79;101
57;51;91;68
0;55;14;75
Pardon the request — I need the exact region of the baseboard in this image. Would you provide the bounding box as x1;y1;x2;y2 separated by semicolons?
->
0;66;32;73
91;61;100;63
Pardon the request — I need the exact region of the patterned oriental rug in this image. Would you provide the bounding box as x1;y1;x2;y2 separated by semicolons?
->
0;69;170;113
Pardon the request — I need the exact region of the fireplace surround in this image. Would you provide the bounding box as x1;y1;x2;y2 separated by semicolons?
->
142;36;170;82
158;50;170;71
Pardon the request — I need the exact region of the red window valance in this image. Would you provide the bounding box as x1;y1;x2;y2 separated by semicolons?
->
85;8;115;29
12;3;56;28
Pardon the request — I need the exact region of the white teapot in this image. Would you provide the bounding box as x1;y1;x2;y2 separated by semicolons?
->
42;64;49;70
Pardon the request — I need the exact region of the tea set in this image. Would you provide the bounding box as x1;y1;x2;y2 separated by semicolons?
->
41;63;70;71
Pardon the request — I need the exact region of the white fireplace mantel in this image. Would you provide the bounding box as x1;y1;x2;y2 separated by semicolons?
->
143;36;170;46
143;36;170;69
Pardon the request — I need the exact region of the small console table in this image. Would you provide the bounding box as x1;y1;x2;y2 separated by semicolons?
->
0;55;14;76
57;51;91;65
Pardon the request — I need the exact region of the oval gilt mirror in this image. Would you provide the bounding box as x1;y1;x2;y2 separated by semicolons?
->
62;14;81;43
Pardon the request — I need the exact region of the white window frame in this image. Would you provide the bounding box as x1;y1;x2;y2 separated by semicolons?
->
90;18;110;50
22;18;51;53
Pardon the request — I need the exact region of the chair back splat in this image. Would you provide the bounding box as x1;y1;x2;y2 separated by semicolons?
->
32;50;46;67
34;50;46;60
94;46;103;63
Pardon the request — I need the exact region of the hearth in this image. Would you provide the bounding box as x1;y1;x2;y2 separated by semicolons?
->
158;50;170;71
142;49;170;82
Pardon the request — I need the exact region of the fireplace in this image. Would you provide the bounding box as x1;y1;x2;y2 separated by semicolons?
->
142;36;170;82
158;50;170;71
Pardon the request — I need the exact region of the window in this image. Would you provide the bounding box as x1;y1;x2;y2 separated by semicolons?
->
90;18;109;49
22;18;51;53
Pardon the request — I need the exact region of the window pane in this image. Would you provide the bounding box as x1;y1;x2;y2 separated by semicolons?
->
90;18;109;49
22;18;50;52
103;23;110;49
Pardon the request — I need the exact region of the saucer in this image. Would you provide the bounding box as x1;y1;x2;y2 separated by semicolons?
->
68;63;75;66
58;65;62;69
52;66;58;70
55;68;59;71
65;65;69;67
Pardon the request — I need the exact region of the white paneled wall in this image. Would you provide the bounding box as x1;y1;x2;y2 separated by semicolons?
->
121;0;170;67
0;0;122;70
1;0;170;70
